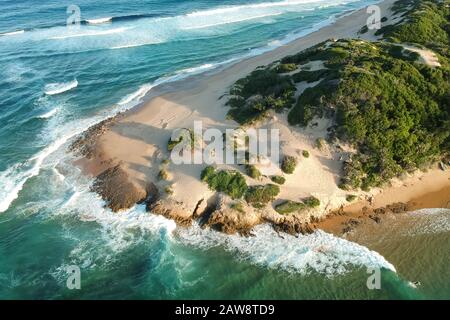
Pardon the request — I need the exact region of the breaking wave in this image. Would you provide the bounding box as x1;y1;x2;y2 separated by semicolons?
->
177;224;396;276
44;80;78;95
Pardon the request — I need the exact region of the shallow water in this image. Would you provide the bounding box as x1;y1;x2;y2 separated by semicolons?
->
0;0;448;299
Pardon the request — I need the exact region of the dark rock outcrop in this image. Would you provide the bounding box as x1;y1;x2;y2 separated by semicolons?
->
92;164;156;212
272;215;315;236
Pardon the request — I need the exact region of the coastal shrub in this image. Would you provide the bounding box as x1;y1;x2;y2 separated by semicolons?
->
165;186;174;195
304;196;321;208
302;150;310;158
246;165;262;180
226;68;296;124
168;137;183;152
270;175;286;185
201;166;248;199
346;194;357;202
316;138;326;151
245;184;280;207
275;200;306;214
281;155;297;174
292;69;331;83
358;25;369;34
276;63;297;73
227;1;450;192
376;0;450;53
158;169;169;181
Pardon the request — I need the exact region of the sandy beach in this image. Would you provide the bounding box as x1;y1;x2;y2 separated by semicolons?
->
73;0;450;234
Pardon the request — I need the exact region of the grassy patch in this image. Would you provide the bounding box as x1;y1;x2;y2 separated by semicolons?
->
275;200;306;214
246;165;262;180
245;184;280;207
304;196;321;208
201;166;248;199
270;175;286;185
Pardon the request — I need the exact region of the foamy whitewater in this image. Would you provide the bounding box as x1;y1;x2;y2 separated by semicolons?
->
0;0;448;299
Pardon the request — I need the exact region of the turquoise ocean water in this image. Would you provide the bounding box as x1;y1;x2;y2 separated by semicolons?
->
0;0;449;299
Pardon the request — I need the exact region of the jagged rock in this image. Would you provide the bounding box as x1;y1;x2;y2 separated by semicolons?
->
272;215;315;236
92;164;154;212
69;117;116;159
369;215;381;223
147;199;193;227
205;194;260;235
193;198;208;218
386;202;409;214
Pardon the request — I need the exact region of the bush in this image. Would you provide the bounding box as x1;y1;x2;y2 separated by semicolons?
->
201;166;248;199
165;186;174;195
281;156;297;174
358;25;369;34
246;165;262;180
276;63;297;73
158;169;169;181
346;194;357;202
275;200;306;214
245;184;280;207
304;196;320;208
302;150;310;158
315;138;326;151
270;175;286;185
168;137;183;152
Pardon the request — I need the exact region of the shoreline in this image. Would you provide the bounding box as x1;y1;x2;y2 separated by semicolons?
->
70;0;450;236
317;167;450;236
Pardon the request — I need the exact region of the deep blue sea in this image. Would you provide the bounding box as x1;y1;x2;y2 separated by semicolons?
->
0;0;449;299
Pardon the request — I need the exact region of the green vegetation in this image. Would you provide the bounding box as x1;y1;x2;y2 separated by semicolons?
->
302;150;310;158
230;202;245;214
276;63;298;73
158;169;169;181
222;0;450;192
275;200;306;214
358;25;369;35
315;138;326;151
201;166;248;199
346;194;357;202
376;0;450;60
245;184;280;207
303;196;321;208
226;68;296;124
281;155;297;174
167;128;197;151
270;175;286;185
168;137;183;152
165;185;174;195
246;165;262;180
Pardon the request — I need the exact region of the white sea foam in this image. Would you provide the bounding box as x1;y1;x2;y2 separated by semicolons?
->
182;12;283;30
177;224;396;276
403;208;450;236
37;108;59;119
86;17;113;25
50;27;128;40
118;84;155;106
44;80;78;95
185;0;325;17
0;30;25;37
